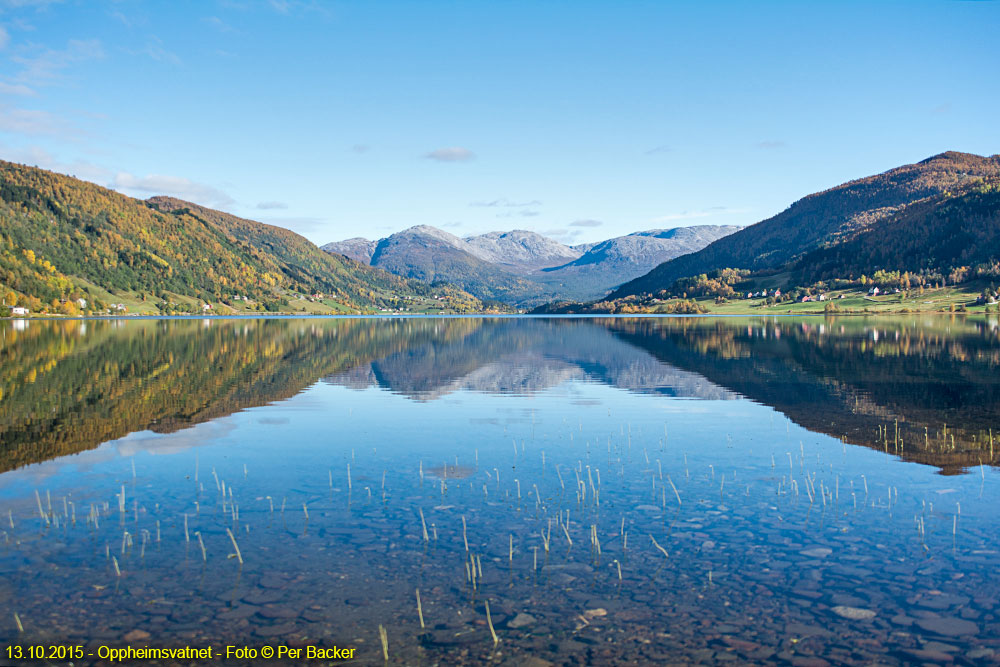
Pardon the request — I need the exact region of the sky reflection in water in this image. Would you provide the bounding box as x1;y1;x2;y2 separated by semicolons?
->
0;316;998;665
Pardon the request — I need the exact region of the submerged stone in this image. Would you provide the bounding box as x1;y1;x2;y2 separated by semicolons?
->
800;547;832;558
831;606;876;620
508;613;536;628
915;616;978;636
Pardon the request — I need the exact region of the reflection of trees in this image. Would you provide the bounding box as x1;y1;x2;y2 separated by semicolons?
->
3;315;998;475
0;318;481;472
605;317;1000;474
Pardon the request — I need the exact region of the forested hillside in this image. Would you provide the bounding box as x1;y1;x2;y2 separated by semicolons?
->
0;161;482;314
790;182;1000;285
612;152;1000;299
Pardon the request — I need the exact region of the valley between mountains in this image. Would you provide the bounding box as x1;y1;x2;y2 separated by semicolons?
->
2;151;999;317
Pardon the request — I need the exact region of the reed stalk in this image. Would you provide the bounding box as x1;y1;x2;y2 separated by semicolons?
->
668;476;682;507
226;528;243;565
650;534;669;558
485;601;499;646
416;588;425;629
419;508;429;542
35;490;48;525
378;624;388;661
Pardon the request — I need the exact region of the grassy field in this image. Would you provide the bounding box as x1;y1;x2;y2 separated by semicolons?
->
5;278;489;317
8;281;995;318
668;283;992;316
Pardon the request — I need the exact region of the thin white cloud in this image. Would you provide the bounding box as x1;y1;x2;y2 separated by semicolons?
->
0;81;35;95
351;144;370;153
264;1;332;18
256;200;287;210
644;145;671;155
497;209;539;218
570;219;602;227
12;38;103;83
470;198;541;207
109;11;132;28
0;0;64;7
204;16;237;33
0;105;66;135
0;26;9;49
425;147;475;162
130;35;181;65
112;172;235;208
541;228;584;243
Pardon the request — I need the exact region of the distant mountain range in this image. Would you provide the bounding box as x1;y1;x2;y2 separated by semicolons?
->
322;224;740;305
611;151;1000;300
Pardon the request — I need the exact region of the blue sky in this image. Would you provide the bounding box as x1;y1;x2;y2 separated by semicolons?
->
1;1;997;246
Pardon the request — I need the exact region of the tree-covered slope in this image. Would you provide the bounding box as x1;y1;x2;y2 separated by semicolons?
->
611;152;1000;298
790;181;1000;284
0;160;481;312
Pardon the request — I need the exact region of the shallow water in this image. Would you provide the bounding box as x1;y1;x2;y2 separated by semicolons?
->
1;316;999;665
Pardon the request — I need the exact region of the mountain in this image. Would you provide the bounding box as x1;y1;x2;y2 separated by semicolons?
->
321;237;378;264
0;160;483;314
534;226;740;300
351;225;556;304
612;152;1000;299
463;230;582;271
322;224;738;305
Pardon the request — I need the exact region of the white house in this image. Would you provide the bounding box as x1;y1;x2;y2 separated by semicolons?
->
11;306;28;315
77;298;87;309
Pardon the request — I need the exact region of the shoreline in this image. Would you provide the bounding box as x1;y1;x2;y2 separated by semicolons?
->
2;310;993;322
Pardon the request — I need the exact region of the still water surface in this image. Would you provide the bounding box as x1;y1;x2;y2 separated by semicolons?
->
1;316;999;665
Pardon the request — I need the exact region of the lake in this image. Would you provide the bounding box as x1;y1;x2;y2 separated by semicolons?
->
1;315;998;665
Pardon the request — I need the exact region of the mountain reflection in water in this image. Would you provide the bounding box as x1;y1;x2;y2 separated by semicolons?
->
1;315;997;474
